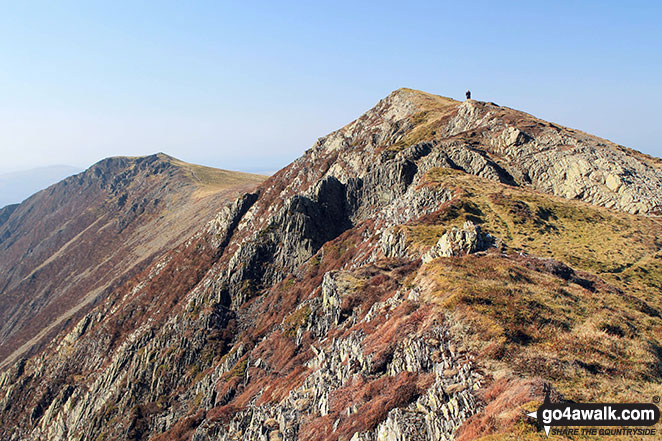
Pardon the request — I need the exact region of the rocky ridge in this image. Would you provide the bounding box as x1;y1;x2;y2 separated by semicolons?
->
0;89;661;441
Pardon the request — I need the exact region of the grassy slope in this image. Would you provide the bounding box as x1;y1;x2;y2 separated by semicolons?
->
386;89;460;153
404;169;662;440
169;157;266;197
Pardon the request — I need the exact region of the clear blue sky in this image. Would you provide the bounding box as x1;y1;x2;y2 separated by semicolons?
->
1;0;660;174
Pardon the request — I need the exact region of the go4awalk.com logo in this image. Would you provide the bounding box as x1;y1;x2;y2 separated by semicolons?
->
527;395;660;437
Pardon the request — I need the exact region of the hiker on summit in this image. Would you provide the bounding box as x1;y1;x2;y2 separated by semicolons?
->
466;90;471;100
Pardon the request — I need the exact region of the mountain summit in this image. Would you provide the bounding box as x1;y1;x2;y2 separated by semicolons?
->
312;88;661;214
0;91;660;441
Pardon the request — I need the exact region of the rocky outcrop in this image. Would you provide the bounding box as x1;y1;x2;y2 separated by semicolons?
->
379;228;410;259
422;221;494;263
443;100;662;214
190;294;481;441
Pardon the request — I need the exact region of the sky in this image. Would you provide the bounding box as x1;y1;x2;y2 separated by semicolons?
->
0;0;660;175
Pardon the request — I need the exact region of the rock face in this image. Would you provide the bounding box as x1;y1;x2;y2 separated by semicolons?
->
0;89;661;441
443;100;662;214
0;154;265;368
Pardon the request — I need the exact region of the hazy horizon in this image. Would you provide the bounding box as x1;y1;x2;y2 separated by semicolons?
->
0;165;82;208
1;1;660;174
0;156;276;177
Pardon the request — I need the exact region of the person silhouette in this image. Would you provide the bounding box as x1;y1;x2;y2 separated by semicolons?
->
466;90;471;100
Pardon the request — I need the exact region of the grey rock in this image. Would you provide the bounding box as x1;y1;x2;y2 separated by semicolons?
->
422;221;494;263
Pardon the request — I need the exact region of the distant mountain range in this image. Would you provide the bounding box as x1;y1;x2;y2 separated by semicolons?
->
0;90;661;441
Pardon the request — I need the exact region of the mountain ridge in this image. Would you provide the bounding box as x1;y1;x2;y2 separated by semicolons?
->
0;153;265;369
0;89;660;441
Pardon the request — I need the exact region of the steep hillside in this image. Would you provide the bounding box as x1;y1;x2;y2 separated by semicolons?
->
0;153;265;368
1;90;660;441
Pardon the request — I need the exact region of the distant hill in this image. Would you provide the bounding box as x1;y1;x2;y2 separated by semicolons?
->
0;153;265;368
0;165;82;208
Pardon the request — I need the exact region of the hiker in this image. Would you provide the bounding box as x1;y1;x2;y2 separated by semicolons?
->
466;90;471;100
